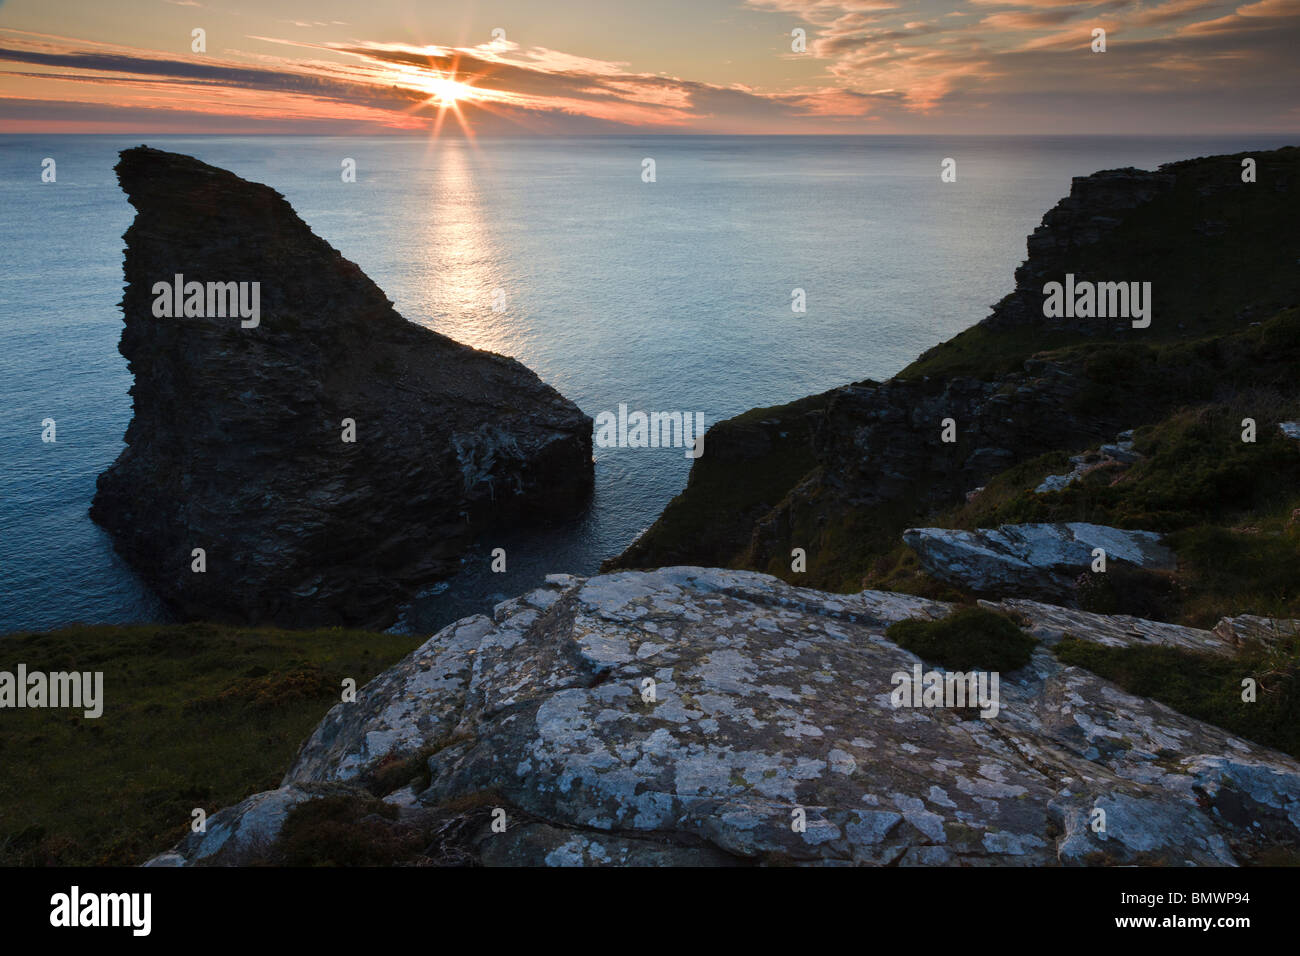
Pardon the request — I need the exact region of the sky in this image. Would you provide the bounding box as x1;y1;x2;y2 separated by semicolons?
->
0;0;1296;134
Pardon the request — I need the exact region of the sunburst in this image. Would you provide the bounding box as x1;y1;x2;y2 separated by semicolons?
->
422;54;479;140
424;74;475;106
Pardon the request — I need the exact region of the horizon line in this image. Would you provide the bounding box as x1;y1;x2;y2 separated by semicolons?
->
5;131;1300;139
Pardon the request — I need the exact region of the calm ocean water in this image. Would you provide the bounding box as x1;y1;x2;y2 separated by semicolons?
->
1;134;1292;635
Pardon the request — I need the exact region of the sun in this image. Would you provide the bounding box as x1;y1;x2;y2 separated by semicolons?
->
418;67;481;139
424;75;475;105
394;54;504;140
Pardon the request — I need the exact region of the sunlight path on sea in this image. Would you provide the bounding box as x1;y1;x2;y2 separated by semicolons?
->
411;141;521;359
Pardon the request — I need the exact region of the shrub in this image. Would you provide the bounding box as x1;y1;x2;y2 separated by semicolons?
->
886;607;1037;672
275;795;424;867
1075;565;1181;620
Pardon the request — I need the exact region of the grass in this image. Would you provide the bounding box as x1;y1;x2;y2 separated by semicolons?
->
795;309;1300;603
899;322;1080;382
886;607;1038;672
930;372;1300;624
954;402;1300;534
1169;526;1300;627
275;794;420;867
0;622;420;866
271;788;507;867
1053;633;1300;760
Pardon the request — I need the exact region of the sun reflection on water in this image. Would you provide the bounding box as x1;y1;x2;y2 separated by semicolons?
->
411;141;525;360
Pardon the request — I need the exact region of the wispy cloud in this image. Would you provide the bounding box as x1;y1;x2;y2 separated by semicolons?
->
0;0;1296;133
742;0;1299;121
0;28;893;133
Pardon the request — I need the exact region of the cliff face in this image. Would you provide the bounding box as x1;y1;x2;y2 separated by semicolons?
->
91;147;593;628
609;147;1300;592
986;167;1176;334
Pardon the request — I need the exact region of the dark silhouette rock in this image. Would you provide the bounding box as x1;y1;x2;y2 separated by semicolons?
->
988;167;1176;335
92;146;593;628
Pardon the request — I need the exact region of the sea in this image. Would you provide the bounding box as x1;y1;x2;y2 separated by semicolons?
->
1;133;1293;635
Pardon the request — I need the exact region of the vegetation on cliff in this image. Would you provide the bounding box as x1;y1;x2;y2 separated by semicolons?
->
1052;633;1300;760
871;308;1300;625
608;148;1300;629
0;623;417;865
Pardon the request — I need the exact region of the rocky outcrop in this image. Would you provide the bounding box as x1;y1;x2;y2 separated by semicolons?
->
728;358;1127;577
1213;614;1300;650
91;147;593;628
984;168;1175;336
995;597;1236;658
144;784;331;867
150;568;1300;866
1035;430;1138;493
797;360;1108;510
607;148;1299;585
903;522;1176;601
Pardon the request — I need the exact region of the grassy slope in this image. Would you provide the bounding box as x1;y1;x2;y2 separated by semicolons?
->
1053;634;1300;761
0;623;419;865
869;308;1300;622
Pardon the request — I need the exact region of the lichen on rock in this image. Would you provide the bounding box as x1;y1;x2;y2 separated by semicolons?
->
149;567;1300;867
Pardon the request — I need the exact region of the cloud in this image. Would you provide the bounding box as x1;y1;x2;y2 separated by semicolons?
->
1179;0;1300;31
967;0;1120;6
746;0;899;13
978;10;1087;29
734;0;1299;121
1130;0;1223;26
1;0;1297;134
0;29;891;133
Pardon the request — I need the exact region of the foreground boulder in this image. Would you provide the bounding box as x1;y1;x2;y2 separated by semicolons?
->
150;568;1300;866
91;147;593;627
903;522;1176;601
